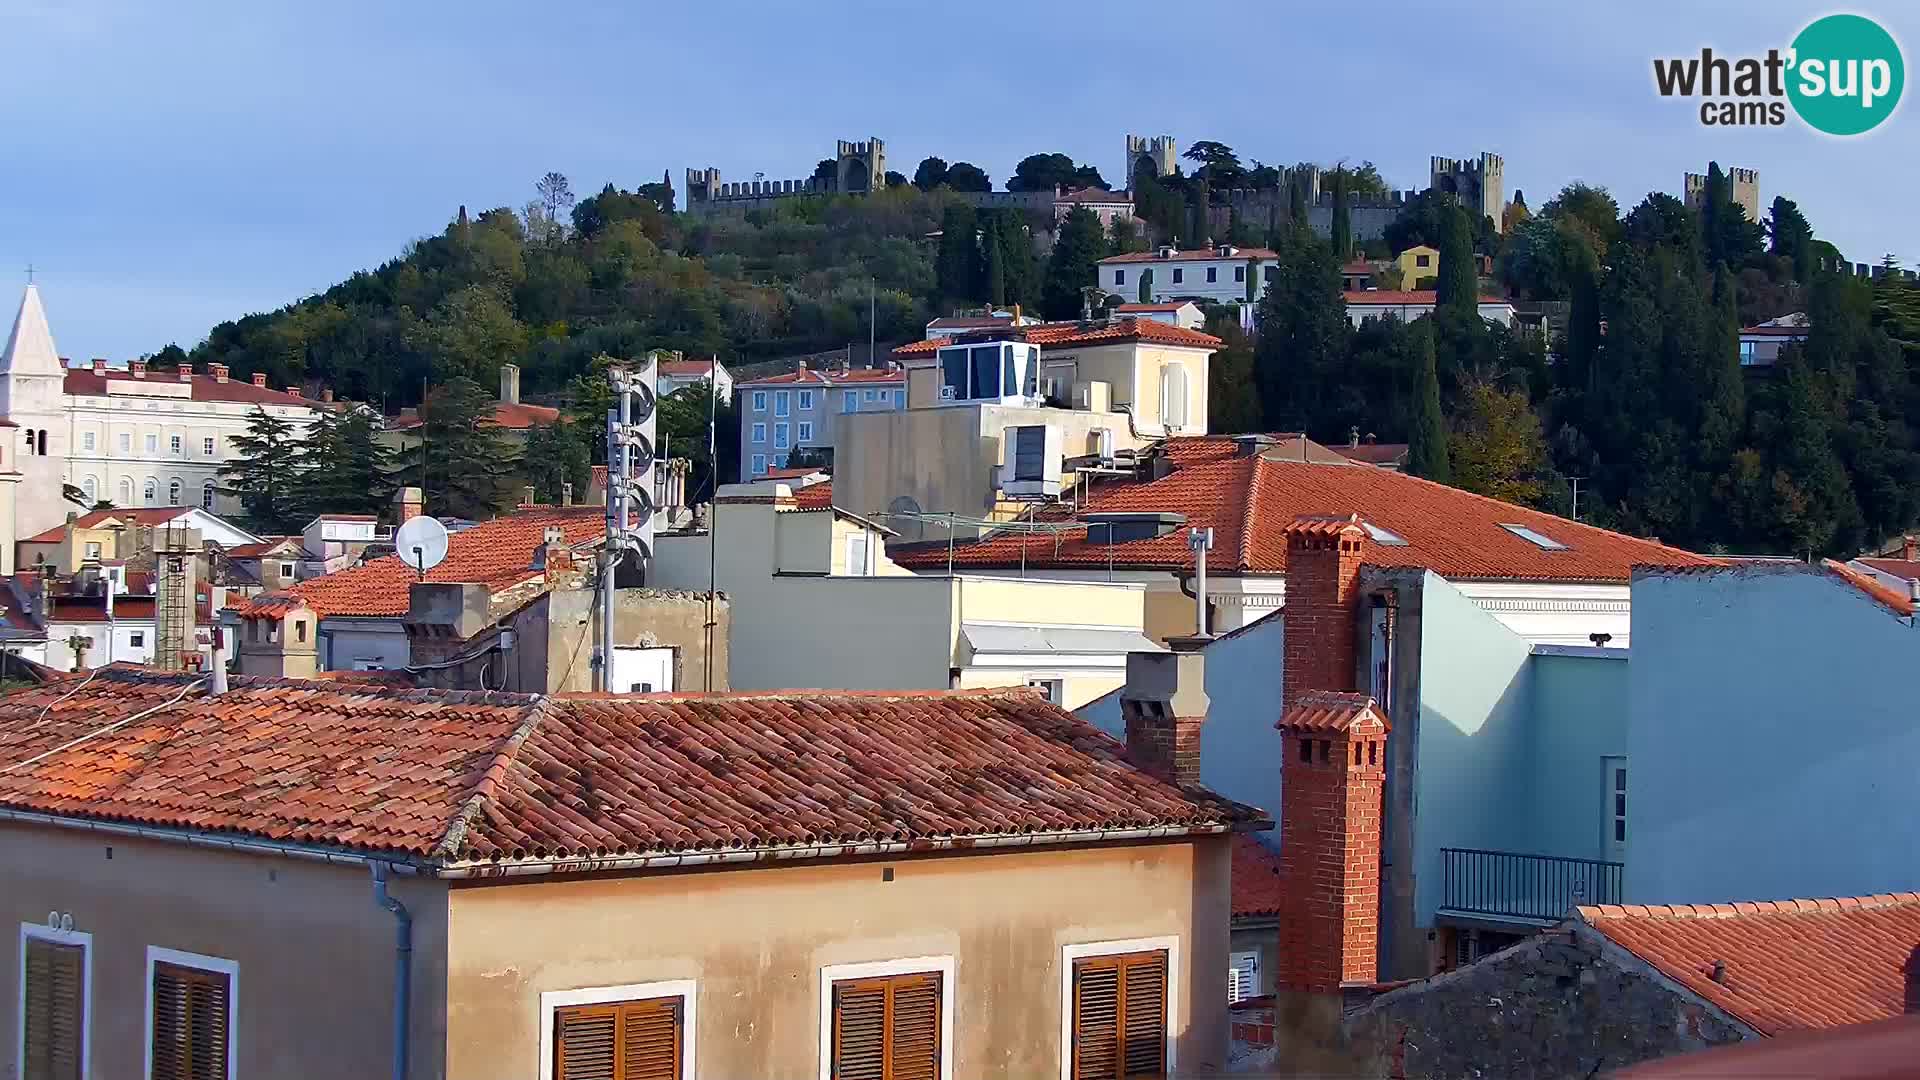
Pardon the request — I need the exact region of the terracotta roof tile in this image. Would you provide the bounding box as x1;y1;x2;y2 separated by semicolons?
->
1099;247;1280;264
1857;558;1920;580
386;401;560;431
794;480;833;510
19;507;194;544
739;367;905;387
1276;690;1388;734
0;670;1266;867
230;506;609;619
1578;894;1920;1036
62;368;319;408
1825;559;1916;615
1333;443;1409;466
890;437;1713;583
893;317;1220;358
1232;835;1285;917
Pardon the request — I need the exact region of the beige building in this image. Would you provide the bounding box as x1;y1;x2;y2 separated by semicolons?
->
653;482;1161;707
1;662;1262;1079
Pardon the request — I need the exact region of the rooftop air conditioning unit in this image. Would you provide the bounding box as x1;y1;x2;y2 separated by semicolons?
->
1000;424;1063;500
1074;380;1111;413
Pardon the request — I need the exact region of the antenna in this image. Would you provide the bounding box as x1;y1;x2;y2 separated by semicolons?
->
393;516;450;580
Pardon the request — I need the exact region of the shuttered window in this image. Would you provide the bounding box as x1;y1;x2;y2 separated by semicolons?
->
831;971;941;1080
1071;950;1168;1080
554;996;683;1080
151;961;230;1080
22;936;85;1080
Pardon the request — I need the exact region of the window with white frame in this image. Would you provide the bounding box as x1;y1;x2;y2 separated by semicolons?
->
202;482;216;510
143;478;158;503
146;946;236;1080
845;532;871;576
167;479;182;506
119;478;133;505
752;390;768;413
751;422;766;444
751;454;766;476
1171;268;1184;284
21;921;91;1079
863;389;876;402
82;477;97;502
84;541;102;560
1060;939;1175;1080
1114;268;1126;285
145;434;158;453
1206;266;1217;283
797;421;813;443
169;434;183;455
118;432;131;453
774;390;790;417
280;561;296;579
1026;677;1064;705
202;437;216;456
1159;364;1189;429
81;431;96;451
1228;950;1260;1003
820;957;953;1080
774;423;789;450
843;389;857;412
541;980;695;1080
798;389;813;411
130;631;145;648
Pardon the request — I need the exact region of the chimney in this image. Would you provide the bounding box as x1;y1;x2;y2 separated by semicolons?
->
321;388;334;403
251;372;268;387
521;485;536;508
561;482;574;507
177;365;193;382
1905;944;1920;1014
1348;426;1361;449
130;360;147;379
1120;639;1209;787
797;360;809;374
539;526;573;585
1282;515;1369;709
499;363;521;405
91;359;106;374
1905;535;1917;562
285;385;302;397
209;363;229;383
393;486;422;524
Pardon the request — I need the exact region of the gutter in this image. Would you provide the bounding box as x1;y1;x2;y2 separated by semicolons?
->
0;807;429;873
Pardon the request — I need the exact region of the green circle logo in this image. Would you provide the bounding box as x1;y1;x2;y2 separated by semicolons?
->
1788;14;1904;135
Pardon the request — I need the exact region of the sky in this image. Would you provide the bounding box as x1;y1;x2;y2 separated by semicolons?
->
2;0;1915;362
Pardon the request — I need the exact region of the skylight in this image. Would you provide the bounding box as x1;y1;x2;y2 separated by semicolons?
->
1362;522;1409;547
1500;523;1569;551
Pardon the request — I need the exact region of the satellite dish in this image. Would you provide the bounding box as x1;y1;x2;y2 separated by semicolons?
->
394;516;450;578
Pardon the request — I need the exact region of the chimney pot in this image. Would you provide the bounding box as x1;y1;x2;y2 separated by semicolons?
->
130;360;147;378
91;359;106;374
561;482;574;506
798;360;808;373
1120;649;1207;788
393;486;423;524
251;372;268;387
210;363;228;383
1905;535;1917;562
285;385;302;397
1711;959;1728;984
178;365;194;382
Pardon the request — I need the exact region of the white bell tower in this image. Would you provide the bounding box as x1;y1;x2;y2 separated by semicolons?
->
2;283;74;538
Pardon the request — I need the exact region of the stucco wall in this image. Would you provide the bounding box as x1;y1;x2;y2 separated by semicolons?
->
443;840;1231;1079
1526;650;1627;862
320;619;411;671
0;823;448;1079
532;588;727;694
1628;567;1920;903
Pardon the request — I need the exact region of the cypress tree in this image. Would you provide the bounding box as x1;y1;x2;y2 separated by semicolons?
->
1407;322;1451;483
1436;203;1477;314
984;224;1007;307
1138;268;1151;304
1287;172;1309;231
414;375;517;519
1330;168;1351;260
936;204;979;302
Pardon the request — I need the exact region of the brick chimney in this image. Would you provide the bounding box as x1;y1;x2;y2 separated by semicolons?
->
90;359;107;374
129;359;147;379
177;365;194;382
1282;514;1369;709
1905;944;1920;1014
539;526;573;585
285;385;303;397
321;388;334;403
251;372;268;387
1905;535;1917;562
393;486;423;524
499;363;521;405
209;363;229;383
1120;638;1208;787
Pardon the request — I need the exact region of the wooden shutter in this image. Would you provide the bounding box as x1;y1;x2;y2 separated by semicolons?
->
555;997;682;1080
1071;951;1167;1080
23;937;84;1080
832;972;942;1080
151;961;230;1080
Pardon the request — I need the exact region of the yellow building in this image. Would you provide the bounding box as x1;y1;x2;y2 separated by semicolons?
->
652;481;1161;707
1395;245;1441;289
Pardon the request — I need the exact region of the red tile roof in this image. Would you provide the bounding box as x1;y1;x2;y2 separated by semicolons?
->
1232;835;1285;918
223;538;303;559
1100;247;1280;264
1855;557;1920;581
62;368;321;407
46;597;156;623
794;480;833;510
1823;559;1916;616
1057;186;1132;205
1114;302;1195;313
1333;442;1410;466
1277;690;1388;734
929;316;1019;330
0;669;1265;867
890;437;1713;582
1344;290;1510;306
1615;1015;1920;1078
738;367;905;387
1578;894;1920;1036
18;506;194;544
658;359;715;376
385;400;561;431
230;506;609;619
893;317;1221;358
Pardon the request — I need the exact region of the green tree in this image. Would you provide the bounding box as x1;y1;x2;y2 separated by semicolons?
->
1042;208;1108;319
1329;168;1351;260
655;380;740;501
936;204;980;303
1009;153;1105;192
912;157;949;190
1252;230;1349;430
521;420;591;505
218;407;306;533
944;162;991;192
1541;183;1621;258
297;407;398;520
983;223;1007;306
410;284;527;382
1435;203;1477;315
1181;141;1244;187
1205;320;1263;432
415;375;516;519
1407;323;1451;483
1138;269;1151;304
1768;195;1815;281
1449;378;1546;504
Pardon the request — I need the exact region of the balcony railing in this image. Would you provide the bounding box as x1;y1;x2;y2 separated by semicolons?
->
1440;848;1624;923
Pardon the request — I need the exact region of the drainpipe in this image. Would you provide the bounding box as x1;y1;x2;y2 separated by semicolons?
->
369;862;412;1080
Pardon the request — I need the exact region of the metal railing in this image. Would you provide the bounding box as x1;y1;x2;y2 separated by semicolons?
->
1440;848;1623;922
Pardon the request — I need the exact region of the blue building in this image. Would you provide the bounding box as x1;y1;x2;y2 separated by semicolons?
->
736;361;905;481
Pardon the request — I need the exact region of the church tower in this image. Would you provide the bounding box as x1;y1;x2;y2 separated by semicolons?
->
2;284;73;538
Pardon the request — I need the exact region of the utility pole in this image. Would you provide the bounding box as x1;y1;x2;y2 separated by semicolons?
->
1188;526;1215;636
704;356;719;692
1569;476;1584;522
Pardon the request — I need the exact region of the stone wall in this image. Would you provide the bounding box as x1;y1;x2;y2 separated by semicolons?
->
1343;927;1752;1078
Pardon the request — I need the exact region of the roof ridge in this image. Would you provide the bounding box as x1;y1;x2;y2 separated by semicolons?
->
433;696;552;861
1234;453;1264;574
1578;892;1920;921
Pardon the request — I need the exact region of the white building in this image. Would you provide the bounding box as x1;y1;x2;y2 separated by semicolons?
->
1;284;329;541
654;357;734;401
1098;245;1282;306
1113;301;1206;330
1344;290;1516;328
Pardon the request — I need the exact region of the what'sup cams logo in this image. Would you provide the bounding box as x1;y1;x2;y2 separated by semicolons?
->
1654;13;1904;135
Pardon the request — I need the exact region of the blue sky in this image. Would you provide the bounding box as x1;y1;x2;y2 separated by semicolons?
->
2;1;1914;361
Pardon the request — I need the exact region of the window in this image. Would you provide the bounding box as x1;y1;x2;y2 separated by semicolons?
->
1064;946;1170;1080
824;966;947;1080
843;390;858;412
21;923;90;1080
119;433;131;454
143;479;158;503
1228;951;1259;1004
1170;268;1184;284
1603;756;1628;862
798;389;813;411
751;454;766;477
169;435;183;455
751;422;766;444
893;390;904;407
846;532;871;576
82;477;97;502
1416;253;1431;267
1739;340;1758;365
1499;523;1568;550
1205;267;1217;283
864;389;877;402
541;982;694;1080
119;479;133;505
296;620;307;643
202;437;216;456
1114;269;1126;285
167;480;182;506
130;631;145;648
146;947;236;1080
145;434;158;453
1027;678;1064;705
1159;365;1189;430
1233;265;1246;283
774;423;789;450
774;390;790;417
797;421;813;443
280;562;296;579
84;541;102;560
81;431;96;451
202;482;216;510
752;390;768;413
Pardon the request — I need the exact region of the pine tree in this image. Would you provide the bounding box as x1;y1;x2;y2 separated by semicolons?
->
296;407;398;521
414;375;517;519
1436;203;1477;314
1252;229;1349;432
1206;322;1263;432
218;406;306;533
1407;323;1451;483
522;420;591;504
1330;168;1351;261
1041;208;1108;319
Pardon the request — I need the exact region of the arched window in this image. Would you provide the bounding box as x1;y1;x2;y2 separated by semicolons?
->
167;479;183;506
202;481;216;510
118;478;133;506
81;477;97;502
1159;364;1189;430
143;478;158;503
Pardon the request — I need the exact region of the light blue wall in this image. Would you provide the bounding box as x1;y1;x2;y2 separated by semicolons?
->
1628;568;1920;904
1079;612;1286;842
1525;651;1627;862
1412;573;1535;924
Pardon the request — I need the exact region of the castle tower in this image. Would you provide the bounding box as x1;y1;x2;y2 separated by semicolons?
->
1125;134;1178;186
1429;152;1505;232
1;284;72;539
835;138;887;194
1684;167;1761;222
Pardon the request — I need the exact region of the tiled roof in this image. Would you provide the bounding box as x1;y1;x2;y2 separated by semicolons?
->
18;506;194;544
1333;442;1410;466
890;437;1713;582
738;367;904;387
1231;835;1285;918
1277;690;1387;733
1114;302;1194;313
0;670;1265;868
62;368;320;408
1855;557;1920;581
46;597;156;623
223;538;302;559
928;316;1017;330
386;401;561;431
893;317;1221;358
658;360;715;376
1740;325;1811;337
1822;559;1915;615
1099;247;1280;264
794;480;833;509
1577;894;1920;1036
1057;186;1131;205
230;506;609;619
1344;290;1511;306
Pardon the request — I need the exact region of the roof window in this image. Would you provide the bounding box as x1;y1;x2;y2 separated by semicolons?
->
1361;522;1409;547
1500;523;1568;550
